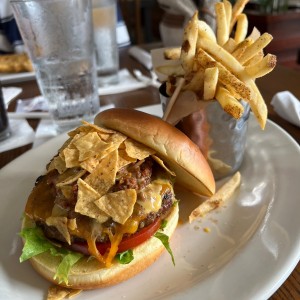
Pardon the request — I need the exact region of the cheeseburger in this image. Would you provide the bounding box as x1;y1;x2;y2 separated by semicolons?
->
20;109;215;290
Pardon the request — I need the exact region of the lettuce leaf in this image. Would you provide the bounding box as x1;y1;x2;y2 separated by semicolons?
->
52;250;83;284
19;227;54;262
154;231;175;266
19;226;83;285
116;249;134;264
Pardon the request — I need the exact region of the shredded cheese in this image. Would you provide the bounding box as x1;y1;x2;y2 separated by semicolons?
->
87;236;105;265
104;216;142;267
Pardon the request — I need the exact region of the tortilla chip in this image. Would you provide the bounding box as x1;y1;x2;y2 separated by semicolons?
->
81;121;116;134
47;285;82;300
59;185;74;200
96;145;118;162
97;132;111;142
124;138;155;160
75;178;109;223
72;132;108;162
118;148;136;170
47;156;67;174
82;132;127;169
68;218;77;231
151;155;176;176
67;125;93;138
80;156;100;173
56;169;86;187
62;148;80;168
84;150;118;196
46;216;72;245
107;131;127;147
94;189;137;224
57;136;73;155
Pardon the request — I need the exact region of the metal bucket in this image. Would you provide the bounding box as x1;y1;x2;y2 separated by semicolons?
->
160;84;250;180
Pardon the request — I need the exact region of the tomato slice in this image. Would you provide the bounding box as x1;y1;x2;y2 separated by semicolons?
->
69;218;161;256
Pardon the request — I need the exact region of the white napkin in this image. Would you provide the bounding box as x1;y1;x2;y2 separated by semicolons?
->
128;46;153;70
98;69;147;95
136;104;163;118
16;95;48;112
0;119;35;153
151;48;179;82
271;91;300;127
157;0;197;18
3;87;22;108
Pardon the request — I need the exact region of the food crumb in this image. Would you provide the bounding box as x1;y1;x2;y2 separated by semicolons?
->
194;225;200;230
209;218;218;224
203;227;211;233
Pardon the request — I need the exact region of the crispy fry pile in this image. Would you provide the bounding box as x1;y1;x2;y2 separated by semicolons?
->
157;0;277;129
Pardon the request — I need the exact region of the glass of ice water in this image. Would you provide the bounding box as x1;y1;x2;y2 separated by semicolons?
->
0;83;11;141
11;0;100;133
92;0;119;86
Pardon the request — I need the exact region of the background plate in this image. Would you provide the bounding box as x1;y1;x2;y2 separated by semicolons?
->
0;115;299;300
0;71;35;84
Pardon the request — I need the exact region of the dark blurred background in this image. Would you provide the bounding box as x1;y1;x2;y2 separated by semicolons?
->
119;0;300;70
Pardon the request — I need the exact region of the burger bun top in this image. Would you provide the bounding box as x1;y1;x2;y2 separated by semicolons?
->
94;108;215;196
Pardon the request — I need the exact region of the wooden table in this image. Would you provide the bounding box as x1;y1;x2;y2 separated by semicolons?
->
1;47;299;299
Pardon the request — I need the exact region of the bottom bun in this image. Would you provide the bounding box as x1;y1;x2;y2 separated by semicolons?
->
22;204;179;289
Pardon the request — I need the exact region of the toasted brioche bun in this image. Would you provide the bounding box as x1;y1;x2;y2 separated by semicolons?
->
22;205;179;289
95;108;215;196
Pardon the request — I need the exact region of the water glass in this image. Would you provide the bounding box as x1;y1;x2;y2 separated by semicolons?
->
0;84;11;141
92;0;119;86
11;0;100;133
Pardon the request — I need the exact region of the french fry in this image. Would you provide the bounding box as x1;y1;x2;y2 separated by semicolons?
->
223;38;237;53
245;54;277;78
196;48;252;102
203;67;219;100
244;50;264;66
180;11;199;73
230;0;250;32
154;4;277;221
232;38;254;61
165;76;182;96
183;66;205;93
196;38;269;129
246;80;268;129
238;33;273;65
166;81;174;96
197;38;245;75
155;64;184;77
234;13;248;43
215;86;244;119
164;47;181;60
197;20;217;43
156;4;276;130
189;172;241;222
215;2;229;46
224;0;232;28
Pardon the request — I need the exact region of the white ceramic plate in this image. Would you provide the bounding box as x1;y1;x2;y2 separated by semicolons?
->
0;71;35;84
0;116;299;300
